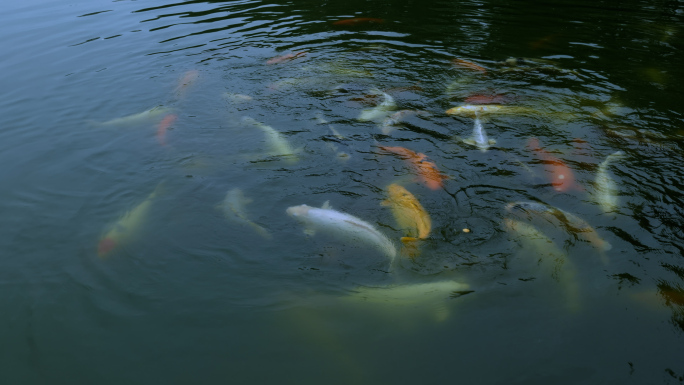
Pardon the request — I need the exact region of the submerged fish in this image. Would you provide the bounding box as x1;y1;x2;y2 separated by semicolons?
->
461;117;496;152
97;183;163;258
464;93;515;105
332;17;384;26
286;201;397;260
156;114;177;146
241;116;298;163
218;188;271;239
173;70;199;99
593;151;625;213
528;137;582;193
266;51;307;65
341;280;470;322
95;106;173;127
358;88;396;122
382;184;431;244
451;58;487;74
222;92;254;103
504;218;580;311
505;201;612;253
380;109;431;135
445;104;535;118
316;113;350;161
377;145;449;190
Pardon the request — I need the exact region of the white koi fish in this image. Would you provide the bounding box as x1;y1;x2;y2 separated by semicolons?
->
593;151;625;213
218;188;271;239
462;117;496;152
286;202;397;260
358;88;396;122
241;116;299;163
341;280;471;322
445;104;535;118
95;106;173;127
97;183;163;258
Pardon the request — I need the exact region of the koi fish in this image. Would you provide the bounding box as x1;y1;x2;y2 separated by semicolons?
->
332;18;384;26
452;58;487;74
504;218;580;311
464;93;515;105
156;114;177;146
173;70;199;99
241;116;299;163
95;106;173;127
358;88;396;122
266;51;307;65
505;201;612;254
445;104;535;118
528;137;582;192
341;280;470;322
97;183;163;258
593;151;625;213
222;92;254;103
316;113;350;161
377;145;449;190
461;117;496;152
382;184;431;244
286;201;397;260
218;188;271;239
380;110;431;135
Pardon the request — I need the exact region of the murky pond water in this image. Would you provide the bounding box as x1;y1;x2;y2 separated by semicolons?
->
1;0;683;383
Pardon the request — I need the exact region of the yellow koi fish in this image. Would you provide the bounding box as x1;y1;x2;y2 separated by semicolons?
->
97;183;163;258
381;184;431;245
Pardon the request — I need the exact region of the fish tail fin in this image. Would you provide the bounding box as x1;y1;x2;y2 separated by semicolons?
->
400;237;421;259
85;119;102;128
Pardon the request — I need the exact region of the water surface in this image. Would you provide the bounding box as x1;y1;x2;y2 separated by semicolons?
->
1;0;683;383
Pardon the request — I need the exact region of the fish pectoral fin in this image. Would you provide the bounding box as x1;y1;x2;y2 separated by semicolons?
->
321;200;332;210
462;138;476;146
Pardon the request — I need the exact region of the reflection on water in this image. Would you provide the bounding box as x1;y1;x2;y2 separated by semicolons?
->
1;0;684;383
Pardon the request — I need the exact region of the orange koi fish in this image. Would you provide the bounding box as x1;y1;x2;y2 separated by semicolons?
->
156;114;177;146
378;145;448;190
464;93;514;105
452;58;487;75
528;137;582;192
332;18;384;26
266;51;307;65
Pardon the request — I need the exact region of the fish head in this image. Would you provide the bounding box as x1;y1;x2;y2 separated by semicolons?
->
386;183;412;201
286;204;312;218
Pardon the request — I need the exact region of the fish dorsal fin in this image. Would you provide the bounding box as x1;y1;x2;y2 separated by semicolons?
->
321;200;332;210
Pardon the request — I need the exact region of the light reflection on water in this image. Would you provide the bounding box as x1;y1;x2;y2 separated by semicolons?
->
1;0;683;383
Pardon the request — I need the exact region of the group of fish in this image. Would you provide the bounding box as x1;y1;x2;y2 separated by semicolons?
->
93;47;629;320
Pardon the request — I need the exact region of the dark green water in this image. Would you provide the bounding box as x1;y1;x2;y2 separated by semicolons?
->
1;0;683;383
